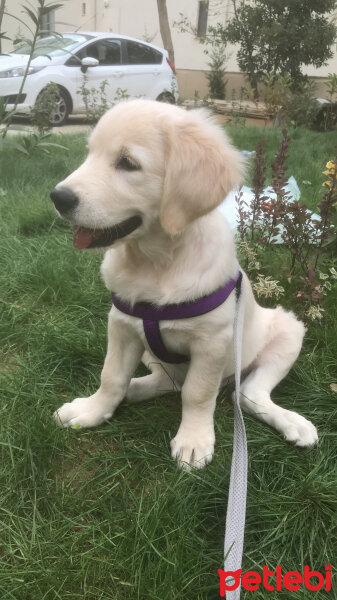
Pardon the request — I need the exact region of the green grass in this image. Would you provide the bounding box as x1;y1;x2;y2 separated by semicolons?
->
0;128;336;600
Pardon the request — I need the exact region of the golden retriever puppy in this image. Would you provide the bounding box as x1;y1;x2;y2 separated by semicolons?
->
50;99;318;468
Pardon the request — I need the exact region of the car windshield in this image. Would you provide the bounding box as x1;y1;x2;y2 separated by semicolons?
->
11;34;92;58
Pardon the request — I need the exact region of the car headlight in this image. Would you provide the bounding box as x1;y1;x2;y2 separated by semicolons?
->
0;65;46;78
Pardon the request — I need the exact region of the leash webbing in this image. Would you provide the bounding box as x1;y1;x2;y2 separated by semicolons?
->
224;273;248;599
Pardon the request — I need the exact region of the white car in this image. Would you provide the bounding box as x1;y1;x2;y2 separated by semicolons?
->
0;32;178;125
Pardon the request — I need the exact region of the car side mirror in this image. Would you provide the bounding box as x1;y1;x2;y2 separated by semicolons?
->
80;57;99;73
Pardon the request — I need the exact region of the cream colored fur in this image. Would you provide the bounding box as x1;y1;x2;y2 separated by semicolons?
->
53;99;318;468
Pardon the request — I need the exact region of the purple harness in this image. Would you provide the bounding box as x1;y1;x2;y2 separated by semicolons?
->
112;270;242;364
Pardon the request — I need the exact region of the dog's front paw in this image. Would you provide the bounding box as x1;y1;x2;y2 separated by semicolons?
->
170;426;215;469
54;396;113;429
278;409;318;447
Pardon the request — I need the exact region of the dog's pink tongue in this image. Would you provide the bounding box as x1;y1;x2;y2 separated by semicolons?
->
73;226;94;249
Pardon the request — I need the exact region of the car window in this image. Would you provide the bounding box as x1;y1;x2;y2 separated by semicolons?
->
66;39;122;66
12;34;91;58
126;41;162;65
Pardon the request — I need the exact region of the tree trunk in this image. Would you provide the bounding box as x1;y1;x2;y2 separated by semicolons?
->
156;0;175;65
0;0;6;54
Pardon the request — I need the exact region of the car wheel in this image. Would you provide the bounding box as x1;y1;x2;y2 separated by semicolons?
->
156;92;175;104
38;87;70;127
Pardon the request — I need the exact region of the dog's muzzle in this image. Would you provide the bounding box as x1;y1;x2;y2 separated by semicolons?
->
50;186;142;249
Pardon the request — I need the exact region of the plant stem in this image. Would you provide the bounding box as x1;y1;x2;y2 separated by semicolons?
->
1;1;44;138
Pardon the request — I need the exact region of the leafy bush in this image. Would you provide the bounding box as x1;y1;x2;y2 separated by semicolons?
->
313;74;337;131
0;0;67;159
259;72;292;124
30;82;61;133
226;88;247;127
205;45;227;100
77;76;110;124
77;76;130;124
284;79;319;128
259;73;319;128
12;131;67;157
236;130;337;320
0;0;63;138
314;103;337;132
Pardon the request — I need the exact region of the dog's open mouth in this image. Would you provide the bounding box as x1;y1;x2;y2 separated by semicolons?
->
73;216;142;249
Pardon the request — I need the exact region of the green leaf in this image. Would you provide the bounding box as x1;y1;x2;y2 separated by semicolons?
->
13;37;32;47
22;6;38;26
38;143;68;151
41;4;64;16
12;143;30;156
35;52;53;60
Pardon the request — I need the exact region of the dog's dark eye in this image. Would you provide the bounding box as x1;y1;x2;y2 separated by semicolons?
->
116;155;140;171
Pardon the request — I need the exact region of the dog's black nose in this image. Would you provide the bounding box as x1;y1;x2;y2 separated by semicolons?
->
50;187;79;214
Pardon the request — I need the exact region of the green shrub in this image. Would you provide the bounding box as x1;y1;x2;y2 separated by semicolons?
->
30;82;60;133
205;45;227;100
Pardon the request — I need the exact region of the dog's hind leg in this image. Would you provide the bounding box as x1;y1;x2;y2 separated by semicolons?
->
126;352;184;403
238;307;318;447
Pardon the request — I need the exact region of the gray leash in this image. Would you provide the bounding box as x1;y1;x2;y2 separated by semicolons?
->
223;272;248;598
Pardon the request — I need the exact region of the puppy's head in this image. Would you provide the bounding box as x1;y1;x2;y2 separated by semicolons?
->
50;99;244;249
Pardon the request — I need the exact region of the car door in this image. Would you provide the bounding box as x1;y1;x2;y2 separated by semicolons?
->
121;40;163;99
65;38;124;111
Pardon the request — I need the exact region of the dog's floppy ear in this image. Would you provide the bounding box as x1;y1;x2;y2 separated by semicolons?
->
160;111;244;235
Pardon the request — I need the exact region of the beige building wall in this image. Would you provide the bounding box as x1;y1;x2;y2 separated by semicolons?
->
2;0;337;98
176;70;334;101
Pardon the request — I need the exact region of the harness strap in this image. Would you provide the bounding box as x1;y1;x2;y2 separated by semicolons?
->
111;270;241;364
143;319;188;364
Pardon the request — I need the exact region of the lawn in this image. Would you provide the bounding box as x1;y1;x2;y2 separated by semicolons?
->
0;126;336;600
